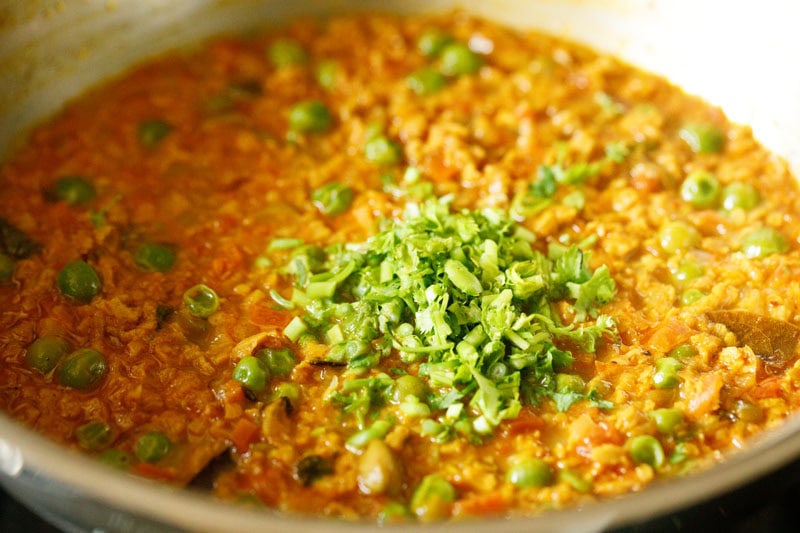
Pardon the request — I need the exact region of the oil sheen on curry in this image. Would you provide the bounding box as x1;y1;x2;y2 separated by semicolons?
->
2;12;799;522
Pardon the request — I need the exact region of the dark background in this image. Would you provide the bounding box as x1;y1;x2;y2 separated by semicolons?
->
1;460;799;532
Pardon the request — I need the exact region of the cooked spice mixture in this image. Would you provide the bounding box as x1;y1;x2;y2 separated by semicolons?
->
2;12;800;522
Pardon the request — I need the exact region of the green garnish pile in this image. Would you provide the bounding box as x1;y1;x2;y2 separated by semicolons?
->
282;197;616;439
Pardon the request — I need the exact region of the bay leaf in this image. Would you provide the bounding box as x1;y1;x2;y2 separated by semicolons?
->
707;310;800;371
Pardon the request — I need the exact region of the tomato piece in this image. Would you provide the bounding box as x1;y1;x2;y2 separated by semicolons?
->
231;417;260;452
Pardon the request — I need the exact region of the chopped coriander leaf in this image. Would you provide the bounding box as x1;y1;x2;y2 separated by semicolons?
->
531;166;557;198
511;145;627;220
345;419;392;451
269;289;295;309
269;237;305;250
587;389;614;409
281;197;617;437
552;391;584;412
283;316;308;342
329;374;393;429
89;194;122;228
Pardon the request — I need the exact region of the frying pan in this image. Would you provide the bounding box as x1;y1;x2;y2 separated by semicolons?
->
1;1;800;531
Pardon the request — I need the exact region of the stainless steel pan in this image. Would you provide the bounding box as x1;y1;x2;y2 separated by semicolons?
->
1;1;799;531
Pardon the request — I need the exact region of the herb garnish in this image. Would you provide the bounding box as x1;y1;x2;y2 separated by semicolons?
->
282;196;616;438
511;142;629;219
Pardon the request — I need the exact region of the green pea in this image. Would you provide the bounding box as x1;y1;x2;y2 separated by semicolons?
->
653;357;681;389
316;60;339;90
721;182;760;211
268;38;307;68
393;374;427;402
378;502;412;525
288;100;333;134
672;259;704;284
98;449;132;470
135;431;172;463
365;136;403;166
507;457;553;488
741;227;788;258
183;284;219;318
133;243;176;272
418;28;452;57
650;408;684;434
659;221;700;254
439;42;482;76
256;347;295;376
680;288;705;306
680;171;720;208
58;260;101;303
555;373;585;394
25;335;71;374
138;119;173;147
58;348;108;390
668;343;698;360
679;123;725;154
629;435;665;468
274;382;300;402
76;420;113;451
406;68;447;95
0;253;14;281
311;182;353;216
232;356;269;392
410;474;456;522
51;175;96;205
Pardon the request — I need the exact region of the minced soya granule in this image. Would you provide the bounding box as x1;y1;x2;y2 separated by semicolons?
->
1;11;800;523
